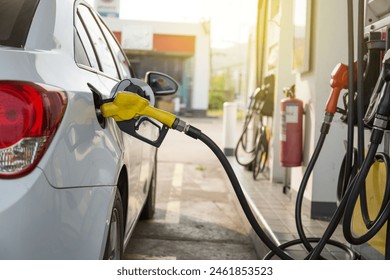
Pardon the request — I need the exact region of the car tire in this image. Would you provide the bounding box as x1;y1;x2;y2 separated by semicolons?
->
140;153;157;220
103;189;124;260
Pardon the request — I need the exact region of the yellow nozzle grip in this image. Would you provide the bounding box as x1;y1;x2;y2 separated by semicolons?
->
142;105;177;128
101;92;177;128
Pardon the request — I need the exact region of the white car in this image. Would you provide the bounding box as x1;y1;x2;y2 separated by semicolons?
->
0;0;177;259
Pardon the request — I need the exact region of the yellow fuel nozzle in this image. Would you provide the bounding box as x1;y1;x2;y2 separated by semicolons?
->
100;91;177;128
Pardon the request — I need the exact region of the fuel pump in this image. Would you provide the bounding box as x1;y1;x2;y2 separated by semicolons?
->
234;75;274;179
336;0;390;259
342;50;390;246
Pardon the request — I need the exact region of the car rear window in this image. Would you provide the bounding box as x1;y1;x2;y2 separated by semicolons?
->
0;0;40;48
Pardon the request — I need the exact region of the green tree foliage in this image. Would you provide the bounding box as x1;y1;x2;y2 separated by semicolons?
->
209;74;235;110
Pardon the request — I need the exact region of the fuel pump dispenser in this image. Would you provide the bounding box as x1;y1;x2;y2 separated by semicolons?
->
234;74;275;180
338;0;390;259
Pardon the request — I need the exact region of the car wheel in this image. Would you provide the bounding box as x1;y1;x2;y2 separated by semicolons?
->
140;153;157;220
103;189;124;260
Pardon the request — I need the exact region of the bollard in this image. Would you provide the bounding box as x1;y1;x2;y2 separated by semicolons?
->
174;96;180;115
222;102;237;156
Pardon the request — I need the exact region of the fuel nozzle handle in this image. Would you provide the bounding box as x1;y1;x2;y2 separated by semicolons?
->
369;49;390;144
325;63;349;114
375;50;390;117
100;91;187;132
101;92;176;126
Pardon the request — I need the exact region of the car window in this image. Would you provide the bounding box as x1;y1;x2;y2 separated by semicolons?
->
77;5;119;79
97;16;131;79
74;30;91;67
0;0;40;48
75;12;99;69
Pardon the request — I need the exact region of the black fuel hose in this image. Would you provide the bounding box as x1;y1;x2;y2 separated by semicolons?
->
198;130;292;259
308;130;388;259
342;140;379;244
356;0;373;230
184;124;357;260
307;177;356;259
294;125;335;253
342;0;356;200
337;149;358;201
343;145;390;244
293;120;358;259
263;237;356;260
193;128;294;259
346;0;355;130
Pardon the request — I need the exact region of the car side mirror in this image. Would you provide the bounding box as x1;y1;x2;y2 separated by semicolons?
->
145;71;179;96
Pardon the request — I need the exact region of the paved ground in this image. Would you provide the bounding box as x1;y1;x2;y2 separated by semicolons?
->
125;117;258;260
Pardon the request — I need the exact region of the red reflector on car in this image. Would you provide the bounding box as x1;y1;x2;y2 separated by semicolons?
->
0;81;67;178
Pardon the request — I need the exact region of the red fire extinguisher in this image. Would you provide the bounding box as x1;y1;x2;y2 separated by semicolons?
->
280;85;303;167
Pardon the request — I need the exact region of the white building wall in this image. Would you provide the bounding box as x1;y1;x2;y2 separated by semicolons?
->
290;0;358;213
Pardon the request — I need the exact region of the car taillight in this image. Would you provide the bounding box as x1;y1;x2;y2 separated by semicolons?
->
0;81;67;178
